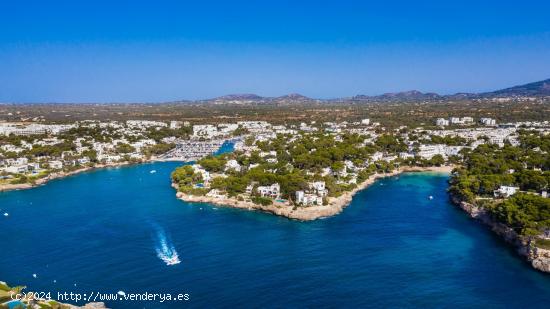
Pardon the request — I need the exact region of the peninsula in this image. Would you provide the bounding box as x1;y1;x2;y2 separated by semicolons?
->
174;165;453;221
169;118;550;273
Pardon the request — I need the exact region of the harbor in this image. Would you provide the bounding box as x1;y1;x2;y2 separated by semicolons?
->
156;138;240;161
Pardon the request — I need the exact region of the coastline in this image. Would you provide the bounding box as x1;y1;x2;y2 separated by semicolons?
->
0;160;155;193
174;165;454;221
0;139;236;193
450;195;550;273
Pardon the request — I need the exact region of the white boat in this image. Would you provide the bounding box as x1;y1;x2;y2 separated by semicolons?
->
429;195;434;200
155;228;181;266
163;255;181;266
150;170;157;174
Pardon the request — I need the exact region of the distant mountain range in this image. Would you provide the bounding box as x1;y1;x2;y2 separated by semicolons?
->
198;92;320;105
480;78;550;97
182;78;550;104
352;90;441;102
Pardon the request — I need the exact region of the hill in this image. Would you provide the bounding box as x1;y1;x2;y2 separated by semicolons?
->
480;78;550;97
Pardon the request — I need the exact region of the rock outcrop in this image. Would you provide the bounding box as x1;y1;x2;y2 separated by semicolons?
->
454;198;550;273
529;244;550;272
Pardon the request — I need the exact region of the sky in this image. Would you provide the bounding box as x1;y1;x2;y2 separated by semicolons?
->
0;0;549;102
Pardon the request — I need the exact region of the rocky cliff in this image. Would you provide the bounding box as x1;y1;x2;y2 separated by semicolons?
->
453;197;550;273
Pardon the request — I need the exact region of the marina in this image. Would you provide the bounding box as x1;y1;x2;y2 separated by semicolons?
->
157;139;230;161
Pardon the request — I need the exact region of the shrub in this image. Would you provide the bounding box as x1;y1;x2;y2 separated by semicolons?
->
251;196;273;206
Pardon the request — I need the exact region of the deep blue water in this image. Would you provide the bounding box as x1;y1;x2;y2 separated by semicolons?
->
1;158;550;307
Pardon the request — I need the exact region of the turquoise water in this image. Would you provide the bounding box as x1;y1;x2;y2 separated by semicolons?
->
5;300;25;309
1;163;550;307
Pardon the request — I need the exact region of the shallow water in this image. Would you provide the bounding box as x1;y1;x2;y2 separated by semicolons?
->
1;164;549;308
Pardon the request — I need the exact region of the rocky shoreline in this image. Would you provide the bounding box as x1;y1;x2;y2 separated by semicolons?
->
451;196;550;273
174;165;454;221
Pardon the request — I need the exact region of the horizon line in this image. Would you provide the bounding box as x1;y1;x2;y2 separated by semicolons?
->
0;77;548;104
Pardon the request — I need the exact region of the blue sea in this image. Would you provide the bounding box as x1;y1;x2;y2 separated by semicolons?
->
1;154;550;307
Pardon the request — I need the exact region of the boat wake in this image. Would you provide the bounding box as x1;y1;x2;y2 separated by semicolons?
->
153;225;181;266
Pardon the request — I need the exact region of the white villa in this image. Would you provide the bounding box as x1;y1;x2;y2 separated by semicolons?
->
494;185;520;198
257;183;280;199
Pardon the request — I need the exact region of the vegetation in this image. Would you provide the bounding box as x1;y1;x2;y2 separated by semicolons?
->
535;238;550;250
0;281;24;304
2;99;549;129
0;281;73;309
173;132;434;203
171;165;202;186
449;131;550;236
197;155;227;173
144;143;176;156
115;143;135;154
251;196;273;206
491;193;550;236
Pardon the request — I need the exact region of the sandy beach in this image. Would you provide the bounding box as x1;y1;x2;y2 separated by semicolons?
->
175;165;455;221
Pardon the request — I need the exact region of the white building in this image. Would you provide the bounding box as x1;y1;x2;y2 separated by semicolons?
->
480;118;496;126
309;181;328;197
449;117;461;125
416;145;446;159
192;164;211;183
5;165;28;174
436;118;450;126
77;157;90;165
295;190;323;206
444;146;464;157
462;117;474;124
218;123;239;134
170;121;183;129
192;125;219;138
449;117;474;125
237;121;271;133
257;183;280;199
371;152;384;161
48;160;63;169
494;185;519;198
225;159;241;172
15;158;28;165
126;120;167;128
266;158;278;164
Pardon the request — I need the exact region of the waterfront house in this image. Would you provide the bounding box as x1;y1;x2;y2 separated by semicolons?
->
295;190;323;206
5;165;28;174
48;160;63;170
309;181;328;197
257;183;280;199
